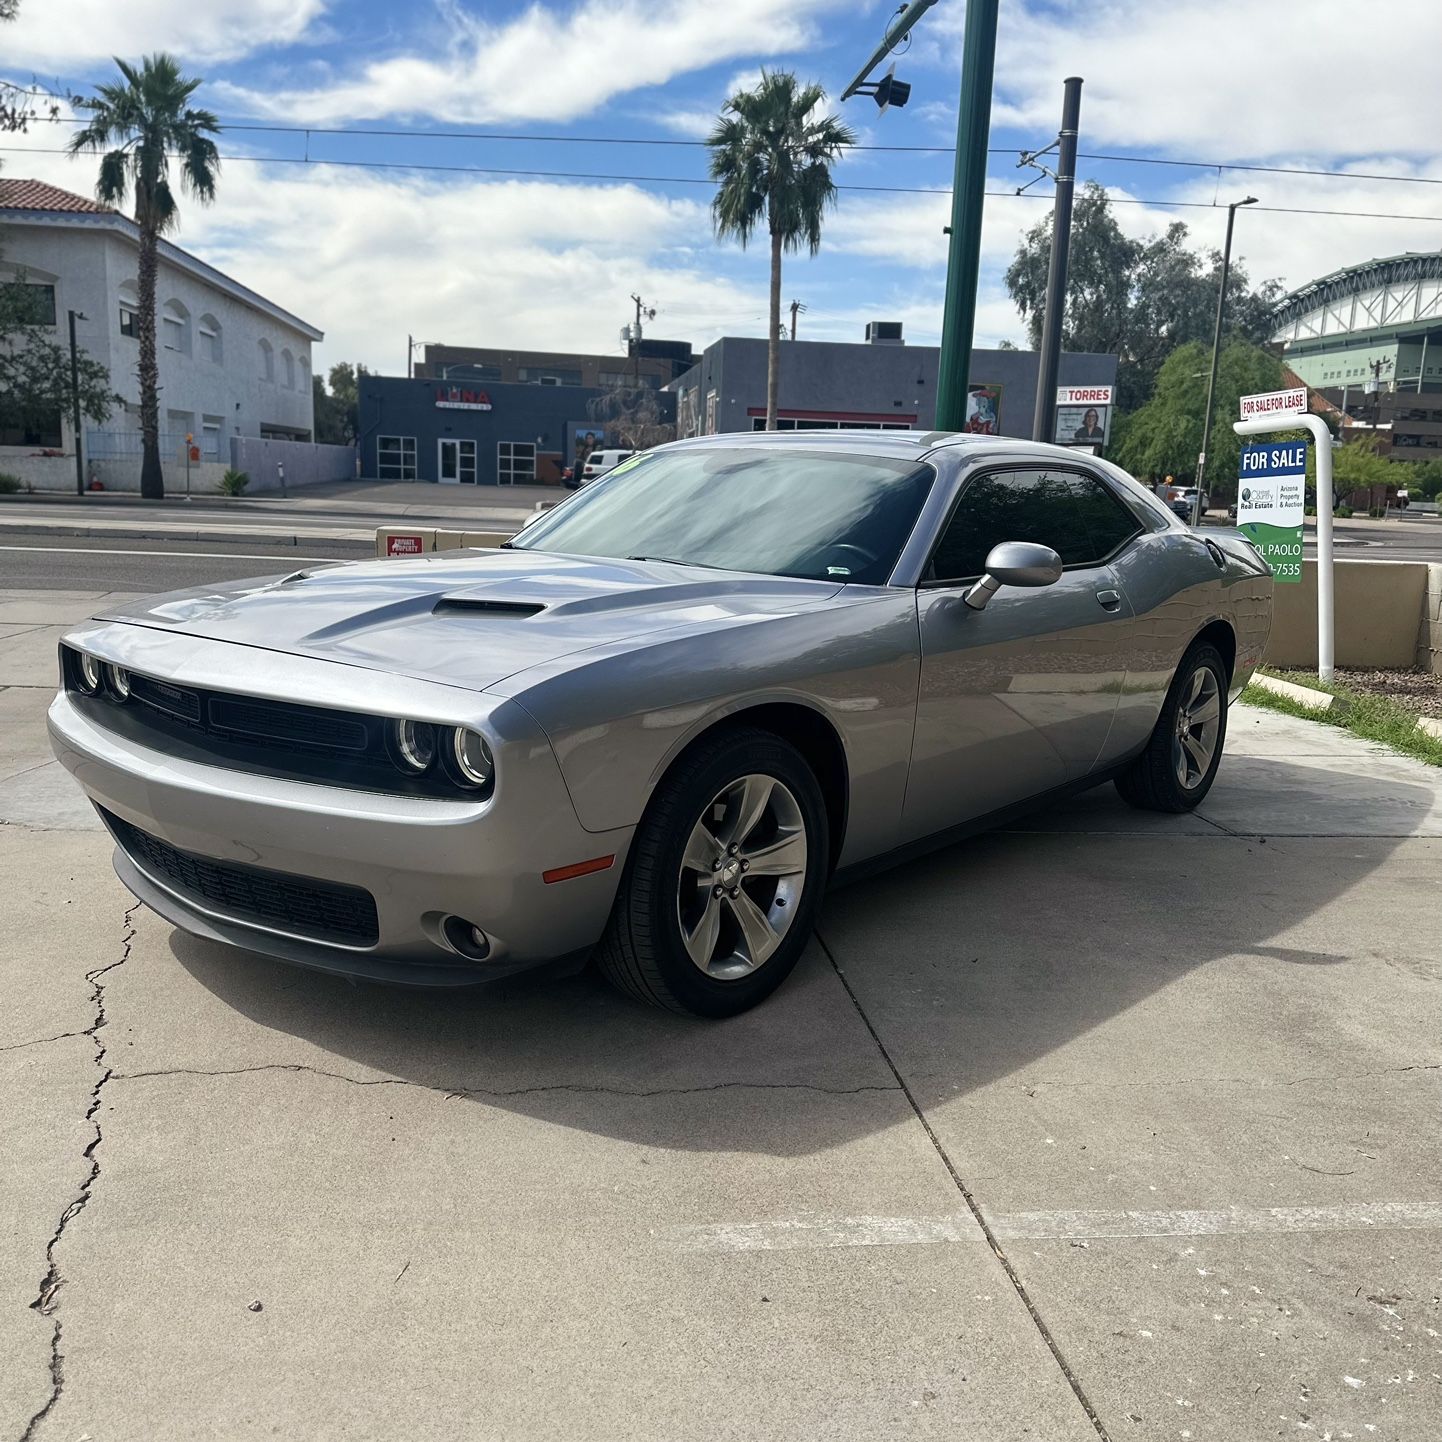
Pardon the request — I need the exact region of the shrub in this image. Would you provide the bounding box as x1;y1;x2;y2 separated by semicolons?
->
0;472;24;494
1334;505;1352;518
218;467;250;496
1304;505;1316;516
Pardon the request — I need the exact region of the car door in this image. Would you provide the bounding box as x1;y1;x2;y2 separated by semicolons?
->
899;464;1142;843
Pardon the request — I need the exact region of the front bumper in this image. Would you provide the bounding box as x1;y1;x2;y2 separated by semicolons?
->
48;673;633;987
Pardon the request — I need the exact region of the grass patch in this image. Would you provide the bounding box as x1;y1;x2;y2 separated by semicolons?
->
1244;677;1442;767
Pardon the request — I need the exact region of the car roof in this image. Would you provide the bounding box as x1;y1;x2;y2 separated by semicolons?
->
664;429;1105;466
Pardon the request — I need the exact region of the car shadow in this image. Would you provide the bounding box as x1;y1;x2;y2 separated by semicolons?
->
166;755;1433;1157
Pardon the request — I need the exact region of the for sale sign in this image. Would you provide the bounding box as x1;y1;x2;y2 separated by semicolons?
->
1237;442;1306;584
1239;387;1306;420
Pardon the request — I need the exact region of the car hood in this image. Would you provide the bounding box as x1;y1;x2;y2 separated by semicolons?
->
96;549;847;692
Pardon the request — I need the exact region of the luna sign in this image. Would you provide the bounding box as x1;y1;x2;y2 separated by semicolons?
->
1237;441;1306;583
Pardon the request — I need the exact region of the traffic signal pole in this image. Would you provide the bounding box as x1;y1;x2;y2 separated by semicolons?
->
934;0;999;430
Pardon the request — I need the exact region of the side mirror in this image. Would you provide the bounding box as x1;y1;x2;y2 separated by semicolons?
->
963;541;1063;611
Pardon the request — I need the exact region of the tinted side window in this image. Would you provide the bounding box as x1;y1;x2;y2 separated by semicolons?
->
930;469;1091;581
1070;473;1143;560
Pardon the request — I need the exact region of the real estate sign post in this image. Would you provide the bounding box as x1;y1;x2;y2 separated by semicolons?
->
1234;393;1334;681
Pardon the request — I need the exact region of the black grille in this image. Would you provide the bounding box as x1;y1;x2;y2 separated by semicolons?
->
209;695;369;752
105;809;379;947
130;674;203;723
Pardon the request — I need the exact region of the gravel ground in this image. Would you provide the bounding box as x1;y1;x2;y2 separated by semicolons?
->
1333;667;1442;718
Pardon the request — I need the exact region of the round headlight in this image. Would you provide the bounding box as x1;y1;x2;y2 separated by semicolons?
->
106;664;131;700
76;652;104;694
449;727;494;788
390;719;436;773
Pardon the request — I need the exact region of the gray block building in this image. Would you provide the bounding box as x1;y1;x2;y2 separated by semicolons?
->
668;329;1118;441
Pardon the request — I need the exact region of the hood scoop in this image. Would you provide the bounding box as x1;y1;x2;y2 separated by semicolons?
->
433;597;546;618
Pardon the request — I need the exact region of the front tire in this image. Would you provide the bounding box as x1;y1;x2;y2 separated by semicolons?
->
596;727;829;1017
1115;641;1229;812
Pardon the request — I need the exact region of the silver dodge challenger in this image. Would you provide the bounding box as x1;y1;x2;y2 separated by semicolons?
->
49;432;1272;1016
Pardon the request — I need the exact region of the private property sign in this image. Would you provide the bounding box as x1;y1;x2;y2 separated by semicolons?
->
1237;441;1306;583
1239;387;1307;420
385;533;425;556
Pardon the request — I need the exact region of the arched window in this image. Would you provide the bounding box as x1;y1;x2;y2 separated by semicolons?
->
281;347;295;390
161;298;191;356
298;353;311;389
258;337;274;382
198;312;223;364
117;281;139;339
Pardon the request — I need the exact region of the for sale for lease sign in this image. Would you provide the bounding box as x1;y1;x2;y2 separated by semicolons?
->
1237;442;1306;583
1238;387;1306;420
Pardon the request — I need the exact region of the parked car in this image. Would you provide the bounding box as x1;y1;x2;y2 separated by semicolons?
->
564;448;635;490
49;433;1272;1017
1168;487;1209;521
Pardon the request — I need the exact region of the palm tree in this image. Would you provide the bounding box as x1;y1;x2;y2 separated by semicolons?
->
70;55;219;498
707;72;854;430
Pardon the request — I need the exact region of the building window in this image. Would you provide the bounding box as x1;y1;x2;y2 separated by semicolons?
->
198;313;223;364
258;338;274;382
281;348;295;390
201;416;224;460
117;281;139;338
377;435;418;481
161;299;191;354
705;389;717;435
0;408;63;447
1;280;57;327
498;441;537;485
516;367;582;386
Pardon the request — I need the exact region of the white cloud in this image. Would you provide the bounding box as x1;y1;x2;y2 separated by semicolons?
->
219;1;836;126
924;0;1442;162
2;0;327;69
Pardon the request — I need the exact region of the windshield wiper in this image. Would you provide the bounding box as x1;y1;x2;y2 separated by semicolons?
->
628;554;701;568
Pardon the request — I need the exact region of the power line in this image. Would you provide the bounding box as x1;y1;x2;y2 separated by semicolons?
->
25;113;1442;185
4;145;1439;222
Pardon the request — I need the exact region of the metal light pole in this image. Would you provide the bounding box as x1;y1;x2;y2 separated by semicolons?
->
840;0;998;431
1194;195;1258;526
1030;77;1083;443
67;310;87;496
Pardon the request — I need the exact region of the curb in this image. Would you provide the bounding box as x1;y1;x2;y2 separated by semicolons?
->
0;522;374;548
1250;672;1347;713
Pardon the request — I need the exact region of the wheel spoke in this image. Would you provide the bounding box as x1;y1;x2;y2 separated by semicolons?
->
682;820;720;875
1182;730;1210;774
1190;694;1221;726
682;891;722;967
725;888;781;966
1175;742;1190;788
720;774;773;851
1186;667;1207;707
741;830;807;878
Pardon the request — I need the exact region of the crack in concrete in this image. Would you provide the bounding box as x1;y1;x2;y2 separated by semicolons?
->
0;1031;86;1055
19;901;139;1442
109;1061;901;1102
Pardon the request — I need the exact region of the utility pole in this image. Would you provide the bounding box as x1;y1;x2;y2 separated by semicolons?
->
407;333;413;378
1030;77;1083;444
1195;195;1258;526
789;299;805;341
629;293;655;386
934;0;999;430
67;309;86;496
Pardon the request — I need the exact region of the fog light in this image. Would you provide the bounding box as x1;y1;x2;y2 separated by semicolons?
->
389;718;436;772
106;663;131;700
76;652;103;693
448;727;494;788
440;915;492;960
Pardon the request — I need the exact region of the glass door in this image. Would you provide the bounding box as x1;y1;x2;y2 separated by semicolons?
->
440;439;478;483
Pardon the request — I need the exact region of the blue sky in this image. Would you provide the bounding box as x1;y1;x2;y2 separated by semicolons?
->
5;0;1441;375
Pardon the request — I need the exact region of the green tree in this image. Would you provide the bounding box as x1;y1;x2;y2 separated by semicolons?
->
1114;339;1283;493
69;55;220;498
708;71;854;429
0;266;116;443
1410;456;1442;501
1005;183;1281;413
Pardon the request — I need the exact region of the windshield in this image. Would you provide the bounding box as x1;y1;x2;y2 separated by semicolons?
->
513;446;936;585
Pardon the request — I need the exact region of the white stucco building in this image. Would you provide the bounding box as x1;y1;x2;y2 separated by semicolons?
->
1;178;321;471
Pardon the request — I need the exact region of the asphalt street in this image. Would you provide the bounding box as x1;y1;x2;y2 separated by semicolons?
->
1;577;1438;1441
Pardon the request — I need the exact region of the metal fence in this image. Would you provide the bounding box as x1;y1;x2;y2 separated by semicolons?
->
85;428;223;462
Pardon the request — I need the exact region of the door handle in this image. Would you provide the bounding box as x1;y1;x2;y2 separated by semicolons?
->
1095;589;1122;611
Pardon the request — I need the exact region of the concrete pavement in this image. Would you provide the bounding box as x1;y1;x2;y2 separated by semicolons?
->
2;588;1439;1441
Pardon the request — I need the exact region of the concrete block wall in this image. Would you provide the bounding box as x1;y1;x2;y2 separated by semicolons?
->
230;437;356;492
1264;559;1437;673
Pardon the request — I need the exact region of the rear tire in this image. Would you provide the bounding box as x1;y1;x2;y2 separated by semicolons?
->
1115;641;1229;813
596;727;829;1017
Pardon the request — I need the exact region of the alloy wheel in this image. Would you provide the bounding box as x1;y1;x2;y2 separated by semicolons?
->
676;773;808;980
1173;664;1221;790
